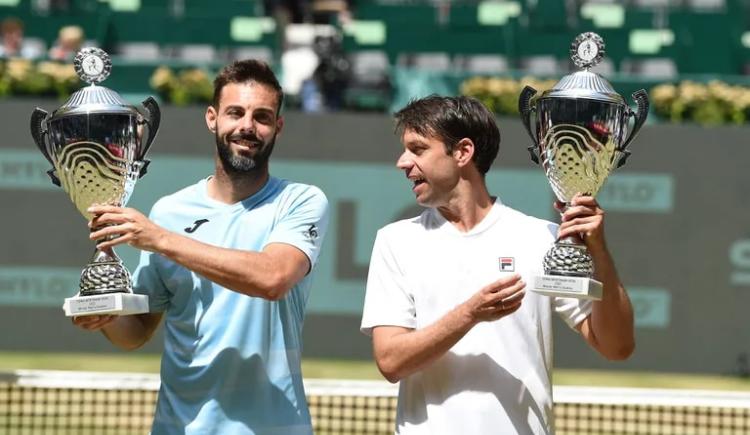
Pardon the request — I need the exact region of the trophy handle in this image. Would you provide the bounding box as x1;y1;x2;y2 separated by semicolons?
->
617;89;649;168
138;96;161;178
518;86;540;164
30;108;61;186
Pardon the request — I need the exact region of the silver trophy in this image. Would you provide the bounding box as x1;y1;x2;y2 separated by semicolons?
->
30;47;160;316
518;33;649;300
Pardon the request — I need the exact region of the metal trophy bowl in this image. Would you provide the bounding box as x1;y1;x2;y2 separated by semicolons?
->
30;47;160;316
518;32;649;300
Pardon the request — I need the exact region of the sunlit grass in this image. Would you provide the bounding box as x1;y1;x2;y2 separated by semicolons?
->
302;358;382;380
0;351;162;373
554;369;750;391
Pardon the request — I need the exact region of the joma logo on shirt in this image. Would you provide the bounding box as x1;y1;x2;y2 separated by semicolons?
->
185;219;210;233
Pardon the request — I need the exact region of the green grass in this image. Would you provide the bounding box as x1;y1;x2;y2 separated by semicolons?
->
303;358;383;380
0;351;163;373
1;351;749;391
0;351;385;379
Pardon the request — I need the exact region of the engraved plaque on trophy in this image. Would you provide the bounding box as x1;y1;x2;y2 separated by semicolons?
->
518;33;649;300
30;47;160;316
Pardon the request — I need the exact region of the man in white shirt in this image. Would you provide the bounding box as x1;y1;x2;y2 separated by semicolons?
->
360;95;635;434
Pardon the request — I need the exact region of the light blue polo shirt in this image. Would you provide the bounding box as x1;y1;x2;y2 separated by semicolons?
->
132;176;329;435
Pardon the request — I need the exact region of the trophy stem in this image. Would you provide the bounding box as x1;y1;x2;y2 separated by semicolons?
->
543;235;595;278
79;246;133;297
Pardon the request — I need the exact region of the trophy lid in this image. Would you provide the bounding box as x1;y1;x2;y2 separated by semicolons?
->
50;47;142;119
540;32;625;105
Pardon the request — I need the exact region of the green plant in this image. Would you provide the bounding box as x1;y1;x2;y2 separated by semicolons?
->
37;61;80;98
460;76;556;116
150;66;213;106
0;59;81;98
651;81;750;125
463;75;750;125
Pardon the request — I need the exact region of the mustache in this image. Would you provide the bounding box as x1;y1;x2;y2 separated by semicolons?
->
227;133;262;145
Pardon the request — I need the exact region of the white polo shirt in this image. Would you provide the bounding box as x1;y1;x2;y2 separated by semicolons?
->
361;199;592;435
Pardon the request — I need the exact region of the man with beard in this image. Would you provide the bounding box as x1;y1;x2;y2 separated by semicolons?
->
73;60;330;434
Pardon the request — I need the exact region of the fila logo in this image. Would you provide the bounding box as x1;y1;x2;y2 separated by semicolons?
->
499;257;515;272
185;219;210;233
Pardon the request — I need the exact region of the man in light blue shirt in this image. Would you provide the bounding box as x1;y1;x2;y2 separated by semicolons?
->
74;60;329;434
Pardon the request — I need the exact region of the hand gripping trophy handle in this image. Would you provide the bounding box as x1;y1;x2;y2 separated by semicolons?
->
516;32;650;299
81;96;161;299
518;84;596;285
31;47;154;315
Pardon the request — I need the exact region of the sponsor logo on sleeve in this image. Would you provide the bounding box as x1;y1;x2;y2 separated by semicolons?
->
305;224;319;240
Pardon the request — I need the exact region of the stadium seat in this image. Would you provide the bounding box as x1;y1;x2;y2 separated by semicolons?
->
454;54;509;75
686;0;725;11
115;42;161;61
228;46;274;64
399;53;452;72
630;0;673;8
345;49;392;110
169;44;217;63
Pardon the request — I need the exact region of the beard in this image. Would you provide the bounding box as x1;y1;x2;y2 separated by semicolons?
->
215;130;276;175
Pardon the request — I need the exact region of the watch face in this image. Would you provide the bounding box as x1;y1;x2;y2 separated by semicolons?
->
577;40;598;62
82;55;104;76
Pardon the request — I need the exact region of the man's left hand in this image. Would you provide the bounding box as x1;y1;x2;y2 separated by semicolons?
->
555;195;607;253
88;205;166;252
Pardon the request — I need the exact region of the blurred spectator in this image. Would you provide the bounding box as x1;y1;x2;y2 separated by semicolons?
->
311;34;351;110
0;17;42;59
300;76;324;112
48;25;83;61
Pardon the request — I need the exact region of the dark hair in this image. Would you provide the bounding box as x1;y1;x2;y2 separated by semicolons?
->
212;59;284;114
394;95;500;174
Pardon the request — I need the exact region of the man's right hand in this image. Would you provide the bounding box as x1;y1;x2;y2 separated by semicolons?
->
371;273;527;382
461;274;526;324
72;315;117;331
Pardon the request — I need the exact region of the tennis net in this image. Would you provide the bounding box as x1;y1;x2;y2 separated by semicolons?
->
2;370;750;434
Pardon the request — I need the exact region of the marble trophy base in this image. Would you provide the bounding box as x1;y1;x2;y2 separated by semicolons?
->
63;293;149;317
532;275;603;300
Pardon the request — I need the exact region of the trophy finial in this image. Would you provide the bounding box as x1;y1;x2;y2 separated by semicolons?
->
74;47;112;85
570;32;605;70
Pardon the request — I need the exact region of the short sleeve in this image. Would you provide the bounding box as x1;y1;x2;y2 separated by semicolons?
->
132;249;170;312
131;202;171;312
554;296;592;330
265;185;329;270
360;229;416;336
